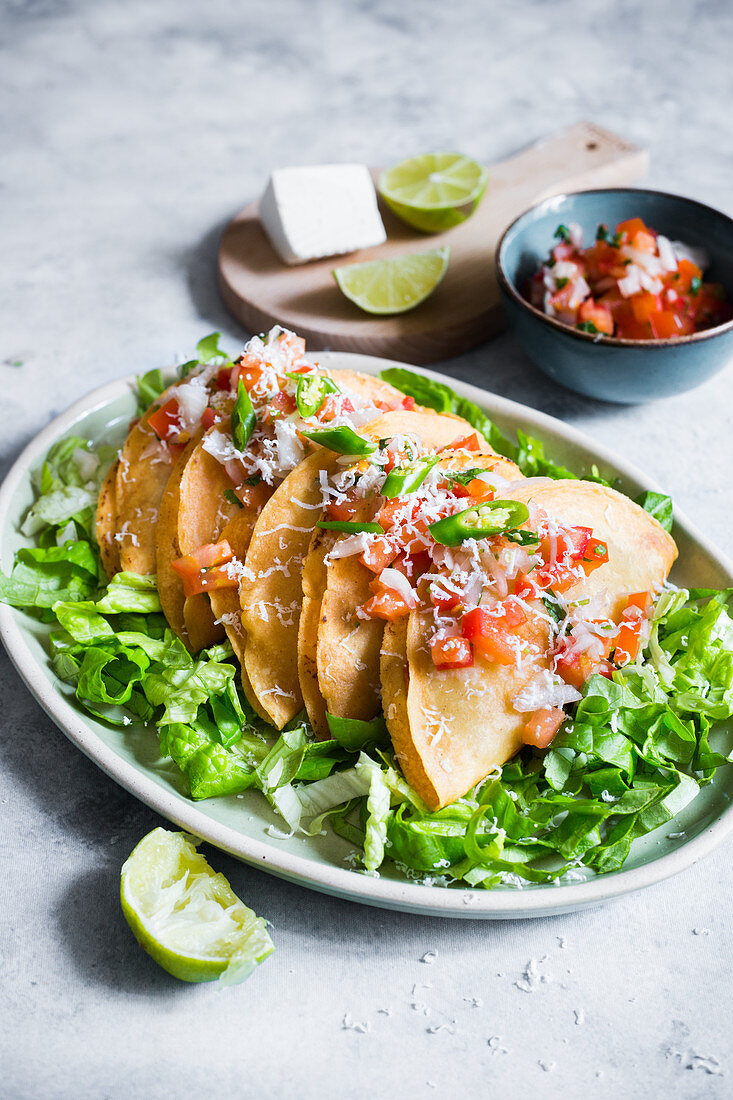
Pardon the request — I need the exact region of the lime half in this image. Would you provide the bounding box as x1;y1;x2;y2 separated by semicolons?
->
120;828;274;984
334;246;450;315
378;153;488;233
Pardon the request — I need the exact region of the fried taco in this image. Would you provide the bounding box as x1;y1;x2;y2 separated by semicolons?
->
97;352;227;578
151;327;413;654
241;410;485;730
380;477;678;809
308;449;524;738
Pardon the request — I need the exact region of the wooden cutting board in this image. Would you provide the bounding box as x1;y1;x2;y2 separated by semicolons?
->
217;122;647;364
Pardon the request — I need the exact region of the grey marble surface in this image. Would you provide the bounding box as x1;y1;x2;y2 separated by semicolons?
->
2;1;732;1097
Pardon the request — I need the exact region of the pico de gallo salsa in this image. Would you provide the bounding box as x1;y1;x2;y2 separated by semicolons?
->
527;217;731;340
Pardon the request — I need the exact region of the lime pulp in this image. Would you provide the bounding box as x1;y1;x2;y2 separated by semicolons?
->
120;827;274;984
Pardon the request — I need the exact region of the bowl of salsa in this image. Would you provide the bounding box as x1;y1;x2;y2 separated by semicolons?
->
496;189;733;403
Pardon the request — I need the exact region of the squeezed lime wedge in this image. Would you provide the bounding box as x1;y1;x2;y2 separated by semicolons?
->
120;827;274;984
334;247;450;315
378;152;488;233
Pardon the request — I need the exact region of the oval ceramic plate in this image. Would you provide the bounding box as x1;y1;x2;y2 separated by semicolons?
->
1;353;732;919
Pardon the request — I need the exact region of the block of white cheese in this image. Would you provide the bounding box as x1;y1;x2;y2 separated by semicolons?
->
259;164;387;266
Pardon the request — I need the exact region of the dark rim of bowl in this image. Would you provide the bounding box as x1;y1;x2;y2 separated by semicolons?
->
495;187;733;349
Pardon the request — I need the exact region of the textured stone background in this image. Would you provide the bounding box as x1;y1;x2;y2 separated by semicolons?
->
1;1;731;1096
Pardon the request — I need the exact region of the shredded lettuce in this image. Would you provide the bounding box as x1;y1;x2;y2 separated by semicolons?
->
1;355;731;891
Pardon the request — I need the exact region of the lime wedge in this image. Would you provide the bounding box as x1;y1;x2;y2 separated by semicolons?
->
120;827;274;984
334;247;450;315
378;153;488;233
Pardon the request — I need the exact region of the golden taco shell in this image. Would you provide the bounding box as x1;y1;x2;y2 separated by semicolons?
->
382;478;678;810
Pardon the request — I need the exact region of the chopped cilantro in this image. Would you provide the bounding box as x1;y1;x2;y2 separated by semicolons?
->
576;321;601;334
554;277;569;290
554;225;572;244
690;276;702;296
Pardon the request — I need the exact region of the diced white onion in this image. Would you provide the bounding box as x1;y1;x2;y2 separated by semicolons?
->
174;377;209;432
618;265;642;298
378;568;417;608
656;235;678;273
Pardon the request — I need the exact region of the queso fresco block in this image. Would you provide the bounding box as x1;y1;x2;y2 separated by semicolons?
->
259;164;387;265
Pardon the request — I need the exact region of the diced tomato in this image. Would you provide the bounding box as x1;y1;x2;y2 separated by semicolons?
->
461;601;527;666
522;706;565;748
317;394;354;422
579;537;609;575
554;638;613;689
431;636;473;670
540;525;591;565
265;390;297;421
578;298;614;335
674;258;703;292
180;540;233;569
614;621;641;665
201;406;216;431
632;229;657;253
598;287;630;320
613;591;652;665
465;477;495;502
170;540;237;598
429;581;462;611
377;498;419;530
148;398;183;443
325;494;362;522
400;551;432;580
616;217;648;241
360;589;411;621
216;366;234;391
513;572;537;600
626;591;653;615
391;516;432;556
649;310;684;339
359;537;398;574
401;395;416;410
548;281;581;324
615;314;653;340
233;353;265;391
447;433;482;452
232;479;270;510
630;292;661;324
584;241;619;281
383;443;412;473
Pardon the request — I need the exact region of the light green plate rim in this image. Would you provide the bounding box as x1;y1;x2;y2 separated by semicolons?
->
1;352;732;919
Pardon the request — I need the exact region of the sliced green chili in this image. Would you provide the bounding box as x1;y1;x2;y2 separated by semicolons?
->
428;499;530;546
294;373;338;417
316;520;385;535
231;379;256;451
381;454;440;499
302;426;376;456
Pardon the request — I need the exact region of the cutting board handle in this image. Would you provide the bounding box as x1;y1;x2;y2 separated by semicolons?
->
491;121;648;208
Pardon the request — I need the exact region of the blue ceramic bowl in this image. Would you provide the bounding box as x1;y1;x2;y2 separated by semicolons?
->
496;188;733;403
